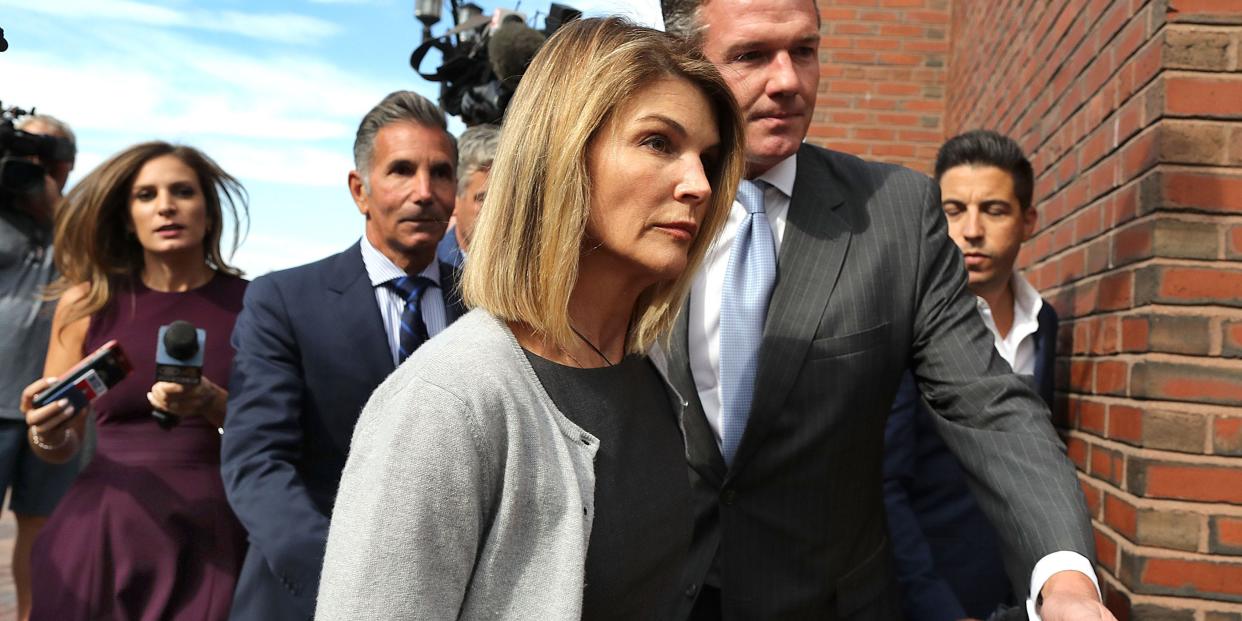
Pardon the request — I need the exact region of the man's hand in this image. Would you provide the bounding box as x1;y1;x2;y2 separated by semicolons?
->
1038;571;1117;620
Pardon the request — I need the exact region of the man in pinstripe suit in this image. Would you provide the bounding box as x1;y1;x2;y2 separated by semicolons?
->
659;0;1115;618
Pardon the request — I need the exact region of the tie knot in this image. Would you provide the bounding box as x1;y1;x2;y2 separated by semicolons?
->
386;275;436;302
736;180;768;215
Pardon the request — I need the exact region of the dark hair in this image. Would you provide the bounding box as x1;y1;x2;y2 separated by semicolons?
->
934;130;1035;211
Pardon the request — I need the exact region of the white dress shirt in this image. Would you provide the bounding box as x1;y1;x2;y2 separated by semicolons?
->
359;237;448;366
977;271;1043;375
684;153;1099;617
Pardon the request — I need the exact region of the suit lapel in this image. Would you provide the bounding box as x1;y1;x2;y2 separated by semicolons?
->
730;146;851;474
1033;303;1056;406
669;302;729;486
326;242;395;378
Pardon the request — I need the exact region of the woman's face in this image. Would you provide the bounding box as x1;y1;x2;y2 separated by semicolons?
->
584;77;721;286
128;154;210;259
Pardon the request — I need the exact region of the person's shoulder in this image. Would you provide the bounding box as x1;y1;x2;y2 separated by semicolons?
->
379;311;530;408
1038;297;1059;324
800;143;933;193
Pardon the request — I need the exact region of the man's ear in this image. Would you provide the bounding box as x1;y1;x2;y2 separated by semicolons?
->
348;170;368;217
1022;205;1038;242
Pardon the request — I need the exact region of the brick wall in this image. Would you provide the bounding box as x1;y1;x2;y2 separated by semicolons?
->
809;0;1242;616
809;0;951;174
946;1;1242;617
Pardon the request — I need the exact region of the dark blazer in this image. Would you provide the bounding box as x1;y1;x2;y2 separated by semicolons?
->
664;144;1093;620
436;226;465;270
883;303;1059;621
221;242;464;621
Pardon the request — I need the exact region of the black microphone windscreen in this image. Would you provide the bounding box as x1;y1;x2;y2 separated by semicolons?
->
164;320;199;360
488;23;546;83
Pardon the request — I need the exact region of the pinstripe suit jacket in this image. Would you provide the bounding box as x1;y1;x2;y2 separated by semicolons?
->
664;144;1094;620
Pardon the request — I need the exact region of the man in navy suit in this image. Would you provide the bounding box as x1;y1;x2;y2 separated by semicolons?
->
883;130;1058;621
221;91;465;621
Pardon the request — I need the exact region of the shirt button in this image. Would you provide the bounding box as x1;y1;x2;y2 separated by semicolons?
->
722;489;737;506
684;583;698;598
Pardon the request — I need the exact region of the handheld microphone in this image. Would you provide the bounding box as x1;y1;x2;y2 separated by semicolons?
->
152;320;205;430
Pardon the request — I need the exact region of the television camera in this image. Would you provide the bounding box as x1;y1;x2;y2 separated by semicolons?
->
0;103;75;214
410;1;581;126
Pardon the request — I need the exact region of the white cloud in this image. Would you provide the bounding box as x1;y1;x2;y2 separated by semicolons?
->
229;232;346;276
0;0;342;45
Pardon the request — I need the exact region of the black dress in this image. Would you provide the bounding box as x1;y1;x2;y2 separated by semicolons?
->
526;351;693;620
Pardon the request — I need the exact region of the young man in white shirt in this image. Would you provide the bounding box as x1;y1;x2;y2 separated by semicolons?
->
883;130;1059;621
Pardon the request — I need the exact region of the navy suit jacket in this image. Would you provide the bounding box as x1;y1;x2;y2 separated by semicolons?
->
221;242;464;621
436;226;465;270
882;301;1058;621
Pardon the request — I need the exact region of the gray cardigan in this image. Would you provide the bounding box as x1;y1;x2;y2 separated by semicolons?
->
315;309;685;620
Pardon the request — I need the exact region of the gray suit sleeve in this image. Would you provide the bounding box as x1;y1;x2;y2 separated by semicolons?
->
905;175;1095;598
315;373;492;620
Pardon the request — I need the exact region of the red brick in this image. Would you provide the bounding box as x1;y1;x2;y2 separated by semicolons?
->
1139;556;1242;599
1133;459;1242;504
1060;247;1088;283
1080;400;1108;434
858;38;902;51
879;23;925;37
1212;516;1242;554
854;127;895;140
1096;527;1120;574
1121;316;1149;351
1081;477;1103;517
1163;171;1242;213
1108;404;1143;445
1098;271;1134;311
1070;359;1095;392
1165;0;1242;23
1226;321;1242;358
1096;360;1129;395
1105;493;1139;539
1139;266;1242;307
1131;360;1242;405
1091;444;1124;486
1229;225;1242;258
1112;219;1154;266
1214;417;1242;456
1068;434;1090;471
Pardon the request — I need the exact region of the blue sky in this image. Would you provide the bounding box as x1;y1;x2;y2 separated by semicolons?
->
0;0;662;275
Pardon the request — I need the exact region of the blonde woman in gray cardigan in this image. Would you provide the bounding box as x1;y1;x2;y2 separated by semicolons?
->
315;17;745;621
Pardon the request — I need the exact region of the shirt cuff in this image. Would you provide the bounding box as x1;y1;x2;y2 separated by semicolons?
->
1026;551;1101;620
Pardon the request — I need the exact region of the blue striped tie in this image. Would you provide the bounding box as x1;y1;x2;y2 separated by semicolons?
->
386;276;436;362
719;180;776;465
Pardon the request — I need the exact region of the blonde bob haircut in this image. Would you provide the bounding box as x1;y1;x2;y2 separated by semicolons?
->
461;16;745;355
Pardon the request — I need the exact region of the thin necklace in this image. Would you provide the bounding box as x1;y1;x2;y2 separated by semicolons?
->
558;344;588;368
570;324;614;367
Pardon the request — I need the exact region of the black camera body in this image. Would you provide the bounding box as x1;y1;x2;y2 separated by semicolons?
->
411;3;581;127
0;104;75;213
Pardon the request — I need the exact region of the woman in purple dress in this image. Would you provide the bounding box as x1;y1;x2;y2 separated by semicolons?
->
18;142;249;620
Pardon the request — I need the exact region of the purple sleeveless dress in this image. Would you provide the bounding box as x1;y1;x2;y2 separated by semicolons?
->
31;274;248;621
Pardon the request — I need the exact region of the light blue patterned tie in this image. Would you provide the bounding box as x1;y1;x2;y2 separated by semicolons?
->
719;180;777;465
